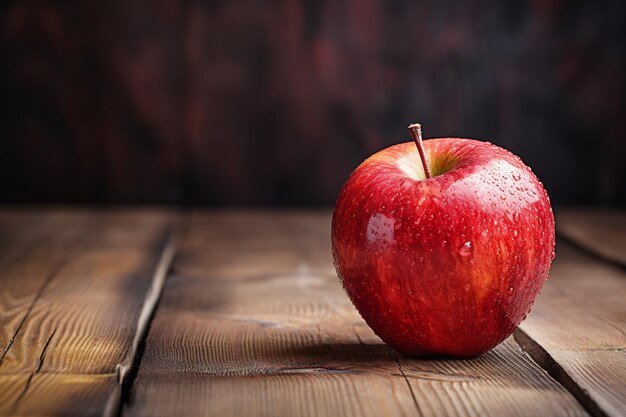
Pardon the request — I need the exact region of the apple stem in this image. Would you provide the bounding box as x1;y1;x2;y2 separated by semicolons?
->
408;123;432;179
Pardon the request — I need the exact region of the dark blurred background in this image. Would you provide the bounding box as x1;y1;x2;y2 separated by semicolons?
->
1;0;624;206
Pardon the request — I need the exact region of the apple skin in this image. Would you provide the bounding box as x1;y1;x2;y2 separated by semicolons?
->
332;138;555;357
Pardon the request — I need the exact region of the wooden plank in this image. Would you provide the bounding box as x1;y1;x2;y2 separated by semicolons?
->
0;209;92;361
0;208;52;264
0;208;173;416
518;241;626;417
127;211;588;417
556;209;626;267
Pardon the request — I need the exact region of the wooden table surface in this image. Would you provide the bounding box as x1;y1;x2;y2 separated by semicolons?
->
0;208;624;417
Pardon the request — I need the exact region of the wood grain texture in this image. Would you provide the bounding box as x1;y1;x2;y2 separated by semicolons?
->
126;211;587;417
0;374;116;416
0;209;92;363
0;208;173;416
556;209;626;267
518;241;626;417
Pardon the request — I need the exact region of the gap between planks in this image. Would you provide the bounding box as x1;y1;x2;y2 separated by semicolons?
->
514;329;608;417
514;233;626;417
103;219;180;417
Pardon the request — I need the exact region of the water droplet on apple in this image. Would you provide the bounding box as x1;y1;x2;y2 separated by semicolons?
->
459;241;472;256
464;283;471;292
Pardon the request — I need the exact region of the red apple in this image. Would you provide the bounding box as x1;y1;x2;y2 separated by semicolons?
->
331;124;555;357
